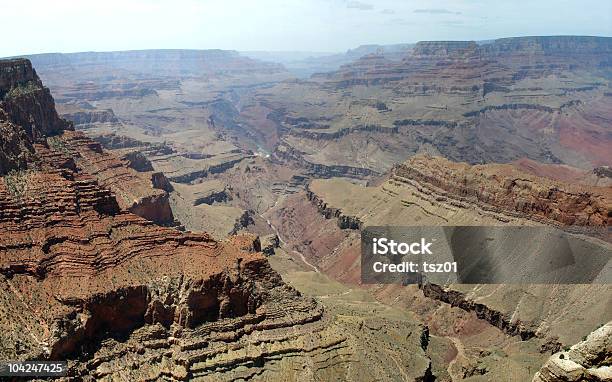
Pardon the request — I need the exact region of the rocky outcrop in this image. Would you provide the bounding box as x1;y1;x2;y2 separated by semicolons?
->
44;131;176;225
0;59;72;140
306;186;362;229
260;234;280;256
533;322;612;382
193;188;230;205
0;59;39;92
93;133;150;149
290;123;398;140
305;161;380;179
151;171;173;192
412;41;479;58
274;143;379;179
0;115;34;175
594;166;612;179
121;150;155;172
162;156;247;184
230;209;256;234
463;103;555;117
394;154;610;229
393;118;461;128
61;108;118;125
422;283;540;342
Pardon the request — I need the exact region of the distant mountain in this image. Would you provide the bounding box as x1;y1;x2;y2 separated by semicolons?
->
11;49;287;78
242;43;415;77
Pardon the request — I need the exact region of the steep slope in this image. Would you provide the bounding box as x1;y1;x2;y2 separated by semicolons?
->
44;131;176;225
0;59;72;140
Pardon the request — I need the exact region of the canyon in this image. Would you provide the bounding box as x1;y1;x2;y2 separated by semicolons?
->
0;59;434;381
1;35;610;381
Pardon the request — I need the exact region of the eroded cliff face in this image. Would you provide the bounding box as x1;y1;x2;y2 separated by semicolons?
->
321;36;612;87
0;59;39;92
481;36;612;57
61;109;118;126
0;59;72;140
43;131;176;225
395;154;611;229
1;68;174;223
0;112;35;175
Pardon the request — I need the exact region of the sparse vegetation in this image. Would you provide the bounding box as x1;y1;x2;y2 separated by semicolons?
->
47;135;70;154
3;169;33;198
3;81;40;100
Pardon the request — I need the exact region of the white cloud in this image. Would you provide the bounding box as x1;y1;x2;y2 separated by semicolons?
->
347;1;373;10
414;8;461;15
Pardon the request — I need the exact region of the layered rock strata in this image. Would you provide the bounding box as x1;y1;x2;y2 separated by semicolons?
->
290;155;611;348
44;130;176;225
0;59;71;140
394;154;610;229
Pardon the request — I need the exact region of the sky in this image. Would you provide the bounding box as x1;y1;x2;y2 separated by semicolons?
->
2;0;611;57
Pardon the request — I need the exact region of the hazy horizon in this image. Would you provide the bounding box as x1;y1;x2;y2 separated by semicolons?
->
2;0;611;58
8;34;612;59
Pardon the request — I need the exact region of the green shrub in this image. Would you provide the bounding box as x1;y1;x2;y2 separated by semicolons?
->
4;169;33;198
47;136;70;154
4;81;40;100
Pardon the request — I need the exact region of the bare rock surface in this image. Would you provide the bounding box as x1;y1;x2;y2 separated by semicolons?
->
533;322;612;382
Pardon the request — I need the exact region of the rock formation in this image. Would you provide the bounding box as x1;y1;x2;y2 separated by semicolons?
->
394;154;610;229
0;59;72;140
0;112;35;175
319;36;612;86
60;108;119;126
533;322;612;382
43;130;176;225
4;35;610;380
